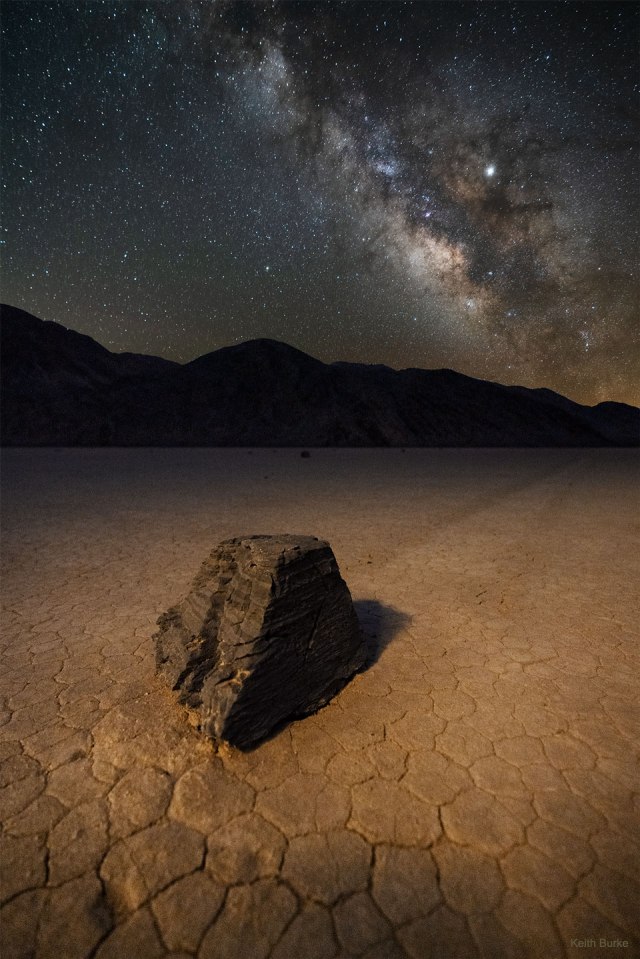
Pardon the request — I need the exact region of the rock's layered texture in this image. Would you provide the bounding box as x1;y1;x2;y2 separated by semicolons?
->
155;535;365;749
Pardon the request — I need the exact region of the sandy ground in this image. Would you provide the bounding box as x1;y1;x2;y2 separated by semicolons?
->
0;448;638;959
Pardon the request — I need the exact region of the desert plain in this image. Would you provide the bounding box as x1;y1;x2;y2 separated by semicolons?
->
0;447;638;959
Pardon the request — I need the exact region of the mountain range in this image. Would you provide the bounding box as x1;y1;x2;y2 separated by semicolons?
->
1;304;638;447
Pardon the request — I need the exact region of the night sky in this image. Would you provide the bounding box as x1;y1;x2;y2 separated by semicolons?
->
2;1;638;406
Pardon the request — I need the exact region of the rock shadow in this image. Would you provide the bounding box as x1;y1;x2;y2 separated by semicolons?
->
353;599;412;668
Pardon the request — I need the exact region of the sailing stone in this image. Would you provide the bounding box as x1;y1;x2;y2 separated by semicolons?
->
155;534;365;749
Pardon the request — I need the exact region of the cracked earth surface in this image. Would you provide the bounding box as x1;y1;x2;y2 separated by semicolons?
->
0;449;638;959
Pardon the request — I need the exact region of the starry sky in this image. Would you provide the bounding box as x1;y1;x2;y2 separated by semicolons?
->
2;1;639;406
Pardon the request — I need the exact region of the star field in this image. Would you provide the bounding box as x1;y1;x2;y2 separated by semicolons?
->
2;1;638;405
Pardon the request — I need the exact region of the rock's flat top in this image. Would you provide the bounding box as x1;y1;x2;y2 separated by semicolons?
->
1;449;639;959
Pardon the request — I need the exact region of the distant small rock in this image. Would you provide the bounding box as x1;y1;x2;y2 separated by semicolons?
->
155;535;365;749
300;450;311;458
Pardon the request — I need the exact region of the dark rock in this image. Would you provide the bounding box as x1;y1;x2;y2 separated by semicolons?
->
154;535;366;749
300;450;311;458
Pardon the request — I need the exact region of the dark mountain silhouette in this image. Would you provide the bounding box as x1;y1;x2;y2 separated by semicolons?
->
1;304;638;447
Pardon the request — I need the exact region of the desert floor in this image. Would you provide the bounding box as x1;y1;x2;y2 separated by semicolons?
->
1;448;638;959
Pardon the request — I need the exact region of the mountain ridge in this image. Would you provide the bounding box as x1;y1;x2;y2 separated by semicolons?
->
1;304;638;447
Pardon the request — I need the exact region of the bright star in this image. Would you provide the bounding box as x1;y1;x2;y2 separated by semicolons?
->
485;165;496;178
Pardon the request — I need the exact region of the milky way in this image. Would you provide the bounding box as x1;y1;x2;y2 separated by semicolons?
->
2;1;638;404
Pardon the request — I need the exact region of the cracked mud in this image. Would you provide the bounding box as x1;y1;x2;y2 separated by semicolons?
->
1;449;638;959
